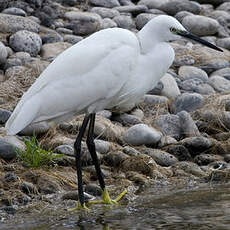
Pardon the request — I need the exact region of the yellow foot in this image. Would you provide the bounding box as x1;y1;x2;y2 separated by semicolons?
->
88;188;127;205
68;201;90;212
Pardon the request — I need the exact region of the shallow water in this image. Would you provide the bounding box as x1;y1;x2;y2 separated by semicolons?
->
1;183;230;230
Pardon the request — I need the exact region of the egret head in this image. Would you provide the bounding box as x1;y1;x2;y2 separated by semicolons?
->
149;15;223;52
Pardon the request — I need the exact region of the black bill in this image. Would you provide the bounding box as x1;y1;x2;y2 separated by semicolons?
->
179;31;223;52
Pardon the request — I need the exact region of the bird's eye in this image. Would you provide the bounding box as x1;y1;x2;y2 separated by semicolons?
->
170;27;177;34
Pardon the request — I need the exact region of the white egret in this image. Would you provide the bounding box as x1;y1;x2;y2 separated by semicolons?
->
5;15;222;210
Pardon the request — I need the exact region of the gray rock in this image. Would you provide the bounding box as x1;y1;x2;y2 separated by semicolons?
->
160;0;201;15
0;140;17;160
178;110;200;137
64;11;101;21
201;58;229;74
135;13;156;30
210;67;230;80
85;184;102;196
209;10;230;23
0;14;40;33
101;18;117;29
56;27;73;35
13;52;31;64
194;154;224;166
0;41;8;65
144;95;169;106
2;7;26;17
37;177;61;194
123;124;162;146
89;0;120;8
154;114;181;140
54;144;74;156
217;2;230;11
181;136;213;157
208;75;230;93
182;15;219;36
158;135;177;147
114;5;148;15
19;122;50;136
141;148;178;166
130;108;144;120
216;38;230;50
103;151;128;167
41;32;63;44
9;30;42;56
97;110;112;119
173;54;195;67
94;139;111;154
123;146;140;156
1;136;25;151
178;66;209;82
162;144;192;161
112;113;142;126
160;73;181;99
90;7;120;18
148;81;164;95
113;15;135;30
72;19;100;36
4;58;22;70
63;35;83;45
171;93;204;114
138;0;169;9
174;11;193;23
0;109;11;124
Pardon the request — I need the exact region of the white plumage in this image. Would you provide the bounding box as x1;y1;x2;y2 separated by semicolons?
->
5;15;221;135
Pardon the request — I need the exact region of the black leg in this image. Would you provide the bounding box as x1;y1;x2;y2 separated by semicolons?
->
74;114;90;207
86;113;105;190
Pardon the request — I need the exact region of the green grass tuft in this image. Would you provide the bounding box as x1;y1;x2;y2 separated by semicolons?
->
17;136;64;168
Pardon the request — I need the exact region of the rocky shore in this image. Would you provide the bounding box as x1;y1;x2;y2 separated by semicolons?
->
1;0;230;220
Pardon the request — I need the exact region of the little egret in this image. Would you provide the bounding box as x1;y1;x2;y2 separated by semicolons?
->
5;15;222;210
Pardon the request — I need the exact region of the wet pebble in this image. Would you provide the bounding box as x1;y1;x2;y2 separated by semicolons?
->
0;140;17;160
123;124;162;146
85;183;102;196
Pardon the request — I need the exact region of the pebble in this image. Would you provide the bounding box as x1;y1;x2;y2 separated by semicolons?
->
123;124;162;146
85;184;102;196
114;5;148;15
63;35;83;45
144;95;169;106
103;151;128;167
208;75;230;93
94;139;111;154
41;32;63;44
181;136;213;157
89;0;120;8
217;2;230;11
201;58;229;74
160;0;201;15
182;15;219;36
54;144;74;156
1;136;25;151
0;14;40;33
0;109;11;124
2;7;27;17
141;148;178;167
194;154;224;166
210;67;230;80
135;13;156;30
178;66;209;82
0;41;8;65
112;113;142;126
101;18;117;29
174;11;193;23
123;146;140;156
216;38;230;50
158;135;178;147
130;108;144;120
162;144;192;161
0;140;17;160
4;58;23;70
90;7;120;18
138;0;169;10
148;81;164;95
171;93;204;114
113;15;135;30
37;177;61;194
154;114;181;140
9;30;42;56
19;122;50;136
56;27;73;35
160;73;181;99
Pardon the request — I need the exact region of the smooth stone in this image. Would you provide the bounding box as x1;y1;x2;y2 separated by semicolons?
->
158;135;178;148
114;5;148;15
41;32;63;44
0;13;40;33
9;30;42;56
97;110;112;119
1;136;25;151
71;20;101;36
123;146;140;156
179;78;211;93
101;18;117;29
138;0;169;9
54;144;74;156
94;139;111;154
0;41;8;65
182;15;219;36
141;148;178;167
103;151;128;167
144;95;169;106
181;136;213;157
148;81;164;95
174;11;193;23
89;0;120;8
119;0;135;6
178;110;200;137
113;15;135;30
208;75;230;93
0;140;17;160
178;66;208;82
123;124;162;146
40;42;72;59
85;184;102;196
173;55;195;67
112;113;142;126
201;59;229;74
216;38;230;50
4;58;22;70
154;114;181;140
37;176;61;194
2;7;26;17
64;11;101;21
135;13;156;30
171;93;204;114
194;154;224;166
160;73;181;99
19;122;50;136
209;10;230;23
56;27;73;35
63;35;83;45
90;7;120;18
217;2;230;11
210;67;230;80
162;144;192;161
0;109;11;124
160;0;201;15
13;52;31;64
